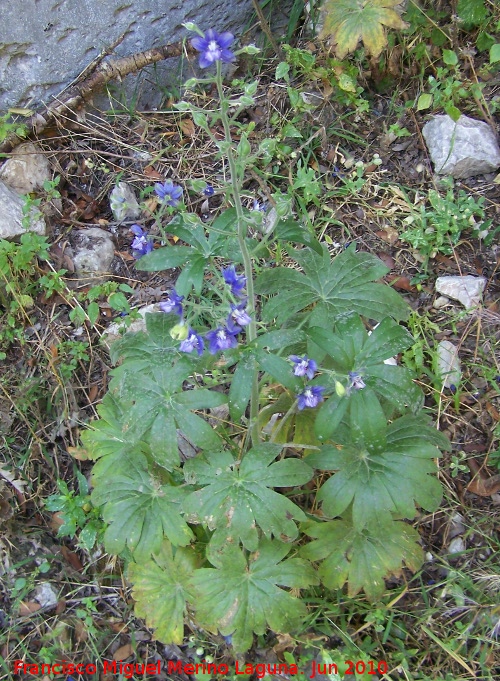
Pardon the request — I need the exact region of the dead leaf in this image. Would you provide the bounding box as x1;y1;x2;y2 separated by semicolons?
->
467;460;500;496
385;273;417;292
376;226;399;245
273;633;296;654
74;618;88;643
67;446;91;461
61;545;84;571
143;166;164;181
113;643;133;661
50;511;65;533
180;118;195;137
19;601;42;616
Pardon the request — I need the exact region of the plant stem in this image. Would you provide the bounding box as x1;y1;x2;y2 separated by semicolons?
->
216;62;260;449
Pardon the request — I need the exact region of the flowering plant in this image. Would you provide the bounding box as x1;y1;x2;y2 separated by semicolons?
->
82;26;449;653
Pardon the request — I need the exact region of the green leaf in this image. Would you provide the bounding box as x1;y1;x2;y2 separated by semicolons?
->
457;0;488;27
319;0;408;59
255;349;302;392
309;414;445;528
174;254;207;296
128;541;198;644
256;246;409;328
91;455;193;559
445;104;462;122
274;218;323;254
183;445;313;551
229;353;256;421
314;393;349;441
417;93;433;111
490;43;500;64
275;61;290;80
87;301;100;326
301;516;423;600
442;49;458;66
192;540;319;651
134;245;193;271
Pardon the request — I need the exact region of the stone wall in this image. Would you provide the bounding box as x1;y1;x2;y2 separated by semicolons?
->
0;0;256;111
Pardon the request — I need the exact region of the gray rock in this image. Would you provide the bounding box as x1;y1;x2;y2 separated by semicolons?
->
0;0;256;112
435;275;487;310
422;114;500;178
71;228;115;283
0;180;46;240
0;143;51;194
436;340;461;389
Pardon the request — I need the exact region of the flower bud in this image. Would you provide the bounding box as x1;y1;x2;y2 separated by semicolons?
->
170;322;189;341
335;381;346;397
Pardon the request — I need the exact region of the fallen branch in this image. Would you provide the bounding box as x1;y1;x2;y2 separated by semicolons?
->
0;39;195;155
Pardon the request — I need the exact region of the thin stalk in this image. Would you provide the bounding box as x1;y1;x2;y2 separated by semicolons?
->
216;62;260;449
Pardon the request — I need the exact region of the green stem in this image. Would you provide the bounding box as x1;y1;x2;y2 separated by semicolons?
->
216;62;259;449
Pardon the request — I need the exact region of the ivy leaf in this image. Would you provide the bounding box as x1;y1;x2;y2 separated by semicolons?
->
91;455;193;560
183;444;313;551
192;540;319;651
301;515;423;600
319;0;408;59
128;541;198;644
308;414;445;528
255;245;409;328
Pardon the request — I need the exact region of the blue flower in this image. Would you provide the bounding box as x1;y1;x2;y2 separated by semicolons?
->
154;180;183;207
289;355;317;380
130;225;153;258
206;325;240;354
222;266;246;298
180;329;205;356
203;185;215;196
191;29;236;69
159;289;184;316
297;386;325;410
348;371;366;391
230;302;251;326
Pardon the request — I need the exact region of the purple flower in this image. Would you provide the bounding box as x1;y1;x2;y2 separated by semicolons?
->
348;372;366;391
206;325;240;354
130;225;153;258
159;289;184;316
191;29;236;69
297;386;325;410
289;355;317;380
203;185;215;196
222;266;246;298
230;302;251;326
180;329;205;356
154;180;183;207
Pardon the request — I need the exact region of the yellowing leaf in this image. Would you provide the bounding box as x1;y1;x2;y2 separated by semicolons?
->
320;0;408;59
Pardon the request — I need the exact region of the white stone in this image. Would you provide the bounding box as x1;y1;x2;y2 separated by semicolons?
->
447;536;466;555
436;340;461;389
0;179;46;239
33;582;58;608
103;303;159;346
0;142;51;194
433;295;449;309
71;228;115;282
422;114;500;178
435;275;486;310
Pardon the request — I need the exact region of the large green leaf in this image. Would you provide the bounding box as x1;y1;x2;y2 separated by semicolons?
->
91;455;193;559
320;0;408;59
255;246;409;328
301;515;423;600
128;541;198;644
183;444;313;551
192;540;319;651
134;245;193;271
308;414;445;528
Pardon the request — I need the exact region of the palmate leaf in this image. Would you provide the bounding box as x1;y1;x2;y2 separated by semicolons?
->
128;541;198;644
192;539;319;652
308;412;447;529
301;515;423;600
113;354;226;470
320;0;408;59
255;245;409;328
91;454;193;560
183;444;313;551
